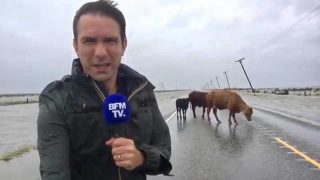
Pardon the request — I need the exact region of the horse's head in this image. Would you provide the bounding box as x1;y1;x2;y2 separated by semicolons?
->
244;107;253;121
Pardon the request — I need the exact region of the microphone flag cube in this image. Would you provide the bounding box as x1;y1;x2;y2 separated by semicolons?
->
103;94;131;125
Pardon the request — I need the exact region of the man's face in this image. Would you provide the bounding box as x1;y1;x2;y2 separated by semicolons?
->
74;13;127;83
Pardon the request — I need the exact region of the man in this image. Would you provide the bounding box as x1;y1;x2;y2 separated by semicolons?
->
37;0;172;179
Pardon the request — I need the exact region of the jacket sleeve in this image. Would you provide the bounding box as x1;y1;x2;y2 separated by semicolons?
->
37;86;71;180
136;91;172;175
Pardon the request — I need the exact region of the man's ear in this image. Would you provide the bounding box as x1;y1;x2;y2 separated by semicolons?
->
73;39;79;57
121;37;127;56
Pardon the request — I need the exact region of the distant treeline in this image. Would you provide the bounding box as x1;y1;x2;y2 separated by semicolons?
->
230;87;320;91
154;89;190;93
230;87;320;96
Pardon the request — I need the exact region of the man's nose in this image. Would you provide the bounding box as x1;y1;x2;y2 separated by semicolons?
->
94;43;108;59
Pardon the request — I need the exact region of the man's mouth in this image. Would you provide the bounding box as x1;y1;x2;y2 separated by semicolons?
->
94;63;111;69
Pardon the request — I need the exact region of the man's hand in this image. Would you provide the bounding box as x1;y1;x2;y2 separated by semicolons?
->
106;137;145;170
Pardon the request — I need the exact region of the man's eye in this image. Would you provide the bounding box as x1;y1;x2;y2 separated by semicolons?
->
106;39;118;44
83;39;95;44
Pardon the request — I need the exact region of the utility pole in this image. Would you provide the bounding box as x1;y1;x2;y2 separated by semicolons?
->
235;58;255;92
161;82;166;91
206;83;210;89
216;76;221;89
223;71;231;89
210;80;216;89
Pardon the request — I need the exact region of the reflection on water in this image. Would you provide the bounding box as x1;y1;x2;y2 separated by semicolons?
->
228;124;238;139
211;122;254;158
177;118;187;132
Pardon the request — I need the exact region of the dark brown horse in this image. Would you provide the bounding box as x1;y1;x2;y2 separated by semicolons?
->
188;91;208;119
176;98;189;120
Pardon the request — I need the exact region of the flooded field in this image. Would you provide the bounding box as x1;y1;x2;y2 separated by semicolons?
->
0;90;187;179
0;103;39;155
0;91;188;156
0;95;39;106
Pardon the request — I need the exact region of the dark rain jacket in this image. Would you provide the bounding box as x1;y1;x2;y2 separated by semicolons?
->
37;58;172;180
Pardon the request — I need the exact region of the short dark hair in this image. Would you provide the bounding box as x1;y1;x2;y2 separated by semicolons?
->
73;0;126;42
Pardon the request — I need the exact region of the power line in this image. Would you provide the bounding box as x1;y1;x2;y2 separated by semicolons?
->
252;3;320;56
305;9;320;21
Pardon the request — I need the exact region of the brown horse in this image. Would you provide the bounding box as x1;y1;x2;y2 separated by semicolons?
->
206;90;253;125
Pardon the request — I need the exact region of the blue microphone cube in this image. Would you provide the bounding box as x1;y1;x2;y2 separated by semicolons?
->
103;94;131;125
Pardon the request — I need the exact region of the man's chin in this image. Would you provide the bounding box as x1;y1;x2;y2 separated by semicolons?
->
91;75;112;82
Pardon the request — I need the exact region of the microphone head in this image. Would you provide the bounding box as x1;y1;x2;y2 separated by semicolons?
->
103;93;131;125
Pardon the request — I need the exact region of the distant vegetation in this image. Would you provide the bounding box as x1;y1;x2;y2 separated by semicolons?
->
231;87;320;96
154;89;190;93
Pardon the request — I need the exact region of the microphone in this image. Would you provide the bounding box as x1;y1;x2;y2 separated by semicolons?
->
103;94;131;180
103;93;131;136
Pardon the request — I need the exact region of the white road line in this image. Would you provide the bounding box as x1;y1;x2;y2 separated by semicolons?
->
310;168;320;171
166;111;177;123
296;159;307;162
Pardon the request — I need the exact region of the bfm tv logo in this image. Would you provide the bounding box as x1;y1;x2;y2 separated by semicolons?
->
108;102;126;118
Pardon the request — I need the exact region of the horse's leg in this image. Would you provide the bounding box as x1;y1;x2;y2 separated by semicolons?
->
207;106;211;122
176;108;179;119
192;105;196;118
213;107;221;123
202;106;205;120
228;111;232;125
232;113;238;125
181;109;184;119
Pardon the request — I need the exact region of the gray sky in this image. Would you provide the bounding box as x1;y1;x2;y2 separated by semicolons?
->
1;0;320;93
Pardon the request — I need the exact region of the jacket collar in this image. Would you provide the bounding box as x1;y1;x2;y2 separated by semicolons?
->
71;58;154;97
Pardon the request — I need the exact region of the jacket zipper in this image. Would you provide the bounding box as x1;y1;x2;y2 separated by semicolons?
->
90;79;149;102
90;80;105;101
128;80;148;101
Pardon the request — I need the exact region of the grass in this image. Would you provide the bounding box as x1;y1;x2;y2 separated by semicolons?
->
0;146;32;161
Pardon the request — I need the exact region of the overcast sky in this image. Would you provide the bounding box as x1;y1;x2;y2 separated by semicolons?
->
1;0;319;93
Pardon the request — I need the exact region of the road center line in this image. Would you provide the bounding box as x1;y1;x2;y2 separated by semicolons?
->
275;137;320;169
166;111;177;123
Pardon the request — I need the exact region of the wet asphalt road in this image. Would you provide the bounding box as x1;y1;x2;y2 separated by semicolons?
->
149;108;320;180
